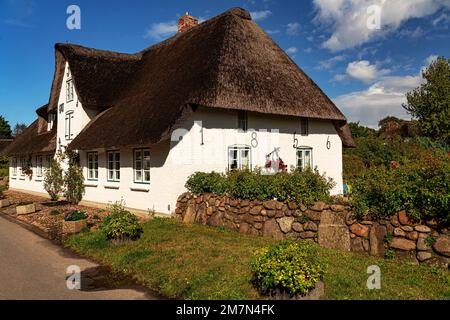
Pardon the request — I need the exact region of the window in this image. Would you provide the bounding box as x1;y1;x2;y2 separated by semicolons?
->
134;149;150;184
87;152;98;180
65;111;74;140
296;147;313;171
300;118;309;136
66;79;74;102
19;157;26;176
46;155;53;168
48;113;56;131
36;156;43;177
107;151;120;182
228;145;251;171
11;158;17;176
238;111;248;132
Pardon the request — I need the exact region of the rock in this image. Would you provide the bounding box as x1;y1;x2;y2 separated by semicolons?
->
425;219;438;228
292;210;302;218
330;204;344;212
370;224;386;257
263;200;278;210
363;239;370;252
208;212;224;227
310;202;326;212
390;215;400;227
393;228;406;237
250;206;263;215
299;231;315;239
350;233;356;239
254;223;263;230
361;221;373;225
304;221;318;232
345;212;356;226
260;209;267;216
292;222;304;233
415;225;431;233
239;223;249;234
287;202;298;210
262;219;284;240
16;203;36;215
401;226;414;232
299;204;307;212
305;210;322;221
267;210;276;218
318;211;350;251
350;223;369;238
417;251;433;262
391;238;416;251
351;237;365;252
240;200;250;207
433;236;450;257
276;202;284;210
398;211;416;226
406;231;419;241
0;199;10;208
277;217;295;233
417;236;430;251
206;207;214;216
195;203;208;225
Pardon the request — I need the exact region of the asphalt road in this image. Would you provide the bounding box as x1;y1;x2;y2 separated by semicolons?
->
0;215;158;300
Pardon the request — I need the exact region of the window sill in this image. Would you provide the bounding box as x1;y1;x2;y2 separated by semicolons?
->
104;184;120;190
130;185;150;192
84;182;98;188
35;178;43;182
19;177;26;181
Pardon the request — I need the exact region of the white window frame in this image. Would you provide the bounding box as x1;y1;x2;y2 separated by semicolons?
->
134;149;150;184
66;79;74;102
107;151;120;182
47;113;56;131
11;158;17;176
238;110;248;132
228;145;252;171
36;155;43;177
87;152;98;181
300;118;309;136
296;147;313;171
19;157;26;177
65;111;74;140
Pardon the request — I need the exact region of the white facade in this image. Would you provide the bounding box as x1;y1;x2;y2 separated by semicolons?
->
9;64;344;215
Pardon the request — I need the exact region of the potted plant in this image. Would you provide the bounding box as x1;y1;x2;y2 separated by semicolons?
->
62;210;88;234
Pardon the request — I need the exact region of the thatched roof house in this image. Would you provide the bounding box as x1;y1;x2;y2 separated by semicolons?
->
47;7;351;151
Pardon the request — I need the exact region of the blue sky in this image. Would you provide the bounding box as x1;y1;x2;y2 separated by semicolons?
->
1;0;449;128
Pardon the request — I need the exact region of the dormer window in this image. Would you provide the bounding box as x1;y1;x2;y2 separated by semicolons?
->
66;79;74;102
66;66;71;79
300;118;309;136
238;111;248;132
47;113;56;131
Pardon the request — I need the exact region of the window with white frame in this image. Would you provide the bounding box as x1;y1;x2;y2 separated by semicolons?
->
47;113;56;131
296;147;313;171
36;155;43;177
300;118;309;136
66;79;74;102
65;111;74;140
238;110;248;132
134;149;150;184
11;158;17;176
228;145;251;171
107;151;120;182
19;157;26;176
46;155;53;168
87;152;98;180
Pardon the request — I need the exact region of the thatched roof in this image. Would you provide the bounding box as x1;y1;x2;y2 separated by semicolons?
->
0;139;13;153
7;7;355;157
0;120;56;157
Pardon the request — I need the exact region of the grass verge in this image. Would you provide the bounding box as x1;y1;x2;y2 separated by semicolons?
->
64;218;450;300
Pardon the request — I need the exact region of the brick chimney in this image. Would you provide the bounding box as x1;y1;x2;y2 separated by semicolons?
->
178;12;198;33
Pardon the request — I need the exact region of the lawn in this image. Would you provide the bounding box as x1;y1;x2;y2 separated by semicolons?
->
64;218;450;300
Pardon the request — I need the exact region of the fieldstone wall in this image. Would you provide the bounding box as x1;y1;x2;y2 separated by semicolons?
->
175;193;450;266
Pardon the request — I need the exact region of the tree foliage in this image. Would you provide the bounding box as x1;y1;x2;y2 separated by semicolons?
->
0;116;12;139
64;151;85;204
403;56;450;144
13;123;27;137
43;155;64;201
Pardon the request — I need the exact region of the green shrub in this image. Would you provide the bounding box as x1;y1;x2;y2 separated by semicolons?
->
43;156;64;201
64;210;88;221
100;203;143;241
251;241;325;296
64;151;85;205
186;168;334;205
351;152;450;222
50;209;61;216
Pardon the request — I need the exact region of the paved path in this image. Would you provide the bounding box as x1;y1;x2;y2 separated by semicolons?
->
0;215;158;300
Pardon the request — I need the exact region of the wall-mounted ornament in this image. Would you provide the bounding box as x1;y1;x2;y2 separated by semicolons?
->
251;131;258;148
326;136;331;150
293;131;299;149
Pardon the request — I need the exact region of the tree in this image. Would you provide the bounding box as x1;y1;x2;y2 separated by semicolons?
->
0;116;12;139
403;56;450;144
13;123;27;137
64;151;85;204
43;155;64;201
348;122;376;138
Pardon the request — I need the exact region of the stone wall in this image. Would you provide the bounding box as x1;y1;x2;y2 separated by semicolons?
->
175;193;450;266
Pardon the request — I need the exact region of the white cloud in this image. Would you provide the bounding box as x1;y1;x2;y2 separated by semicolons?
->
286;47;298;56
286;22;300;35
304;47;313;53
346;60;390;83
144;21;177;40
334;69;426;127
425;54;439;65
313;0;450;51
250;10;272;21
432;13;450;26
266;29;280;35
316;55;346;70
